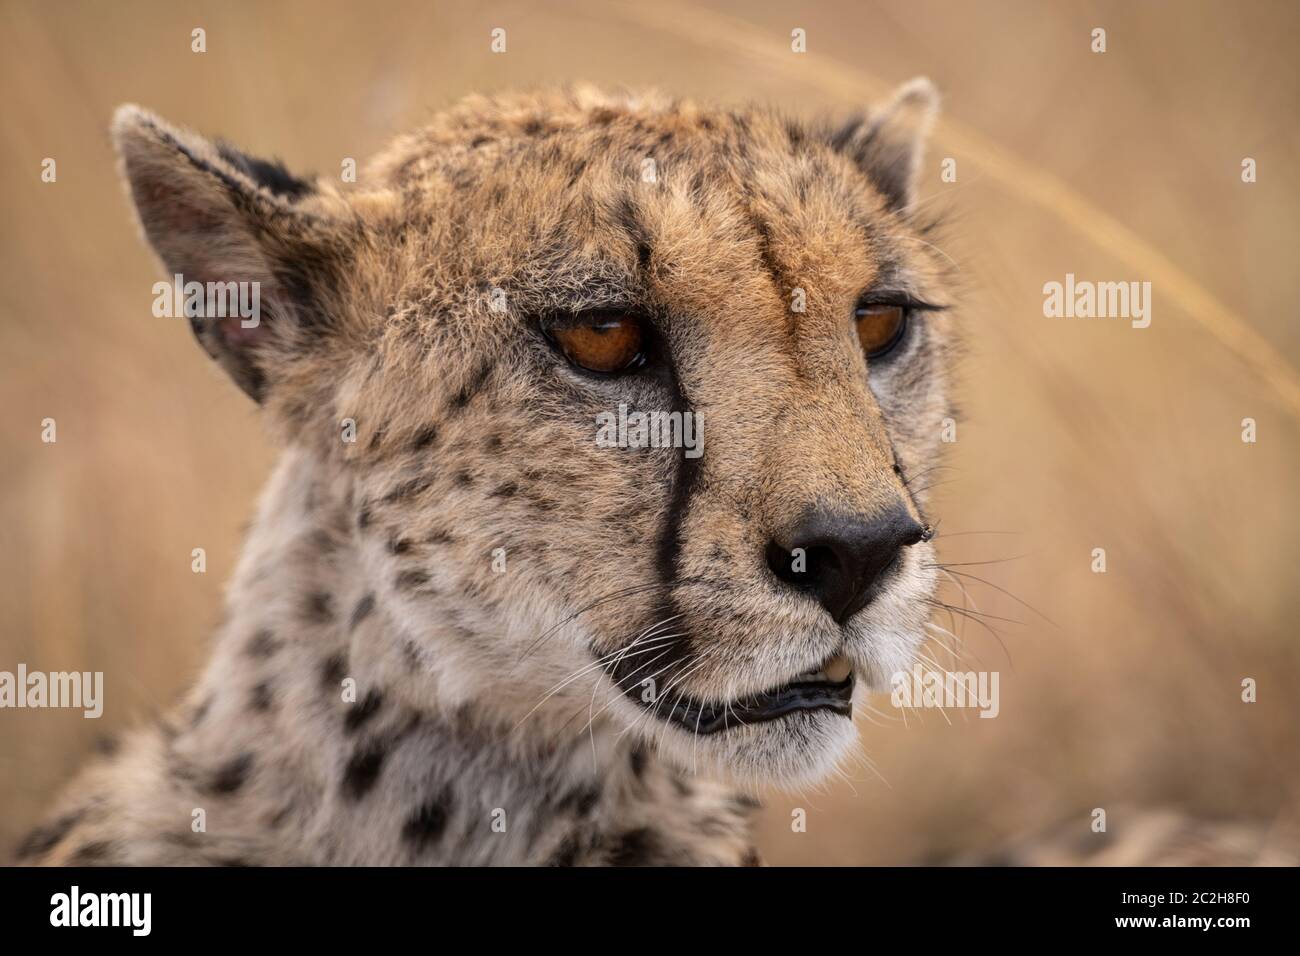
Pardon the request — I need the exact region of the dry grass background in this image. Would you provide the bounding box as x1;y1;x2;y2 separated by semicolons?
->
1;0;1297;864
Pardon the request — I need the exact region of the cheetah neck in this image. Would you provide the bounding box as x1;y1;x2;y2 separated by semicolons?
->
170;447;758;864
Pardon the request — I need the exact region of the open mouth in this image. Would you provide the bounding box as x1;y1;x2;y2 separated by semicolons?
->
618;653;855;735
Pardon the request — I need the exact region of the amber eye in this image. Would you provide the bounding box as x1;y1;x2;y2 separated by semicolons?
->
546;312;646;374
854;303;907;359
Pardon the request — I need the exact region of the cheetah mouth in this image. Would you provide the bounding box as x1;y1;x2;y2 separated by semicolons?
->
617;653;855;735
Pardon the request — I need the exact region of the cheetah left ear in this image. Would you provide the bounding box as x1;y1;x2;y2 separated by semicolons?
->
111;104;347;403
831;77;940;213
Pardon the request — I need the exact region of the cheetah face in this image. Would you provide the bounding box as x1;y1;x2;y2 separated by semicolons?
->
113;82;955;788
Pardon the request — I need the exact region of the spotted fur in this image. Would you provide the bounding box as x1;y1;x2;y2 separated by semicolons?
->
19;82;956;866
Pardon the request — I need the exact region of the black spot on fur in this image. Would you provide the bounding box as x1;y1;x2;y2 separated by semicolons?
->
206;753;254;795
320;653;346;689
250;680;274;713
606;827;660;866
69;841;113;865
629;745;648;781
400;639;424;670
246;629;279;658
388;537;412;555
447;361;494;412
402;789;453;850
410;424;439;450
304;591;334;624
490;482;517;499
342;745;387;800
395;569;430;590
383;475;433;502
16;810;83;859
546;832;583;867
558;785;601;818
357;506;372;530
345;690;384;733
350;593;376;630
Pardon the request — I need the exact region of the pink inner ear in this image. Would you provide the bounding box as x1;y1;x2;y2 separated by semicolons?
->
217;313;270;349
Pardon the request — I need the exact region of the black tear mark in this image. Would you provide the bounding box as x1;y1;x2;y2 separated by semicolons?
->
344;690;384;733
206;753;254;795
342;745;387;800
648;358;702;677
402;788;453;851
350;593;376;630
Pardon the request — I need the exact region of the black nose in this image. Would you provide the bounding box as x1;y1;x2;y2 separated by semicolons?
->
765;505;927;623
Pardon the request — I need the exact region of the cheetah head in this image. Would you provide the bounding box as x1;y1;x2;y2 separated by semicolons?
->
113;82;955;789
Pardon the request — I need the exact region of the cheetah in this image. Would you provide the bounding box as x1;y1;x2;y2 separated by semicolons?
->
18;81;956;866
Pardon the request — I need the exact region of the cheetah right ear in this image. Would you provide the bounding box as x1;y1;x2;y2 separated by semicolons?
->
831;77;940;214
112;105;344;402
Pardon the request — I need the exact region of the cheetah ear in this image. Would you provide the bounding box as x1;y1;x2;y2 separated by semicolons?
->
111;104;336;402
832;77;939;213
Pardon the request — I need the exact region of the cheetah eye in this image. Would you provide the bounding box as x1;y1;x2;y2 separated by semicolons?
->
544;311;647;375
854;302;908;359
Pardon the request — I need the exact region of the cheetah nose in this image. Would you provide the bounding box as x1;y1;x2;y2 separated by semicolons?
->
765;504;926;624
